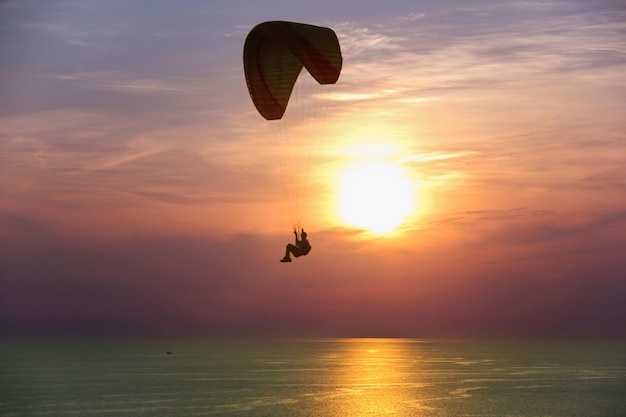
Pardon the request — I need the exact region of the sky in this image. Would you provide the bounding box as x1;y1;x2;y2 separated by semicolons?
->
1;0;625;339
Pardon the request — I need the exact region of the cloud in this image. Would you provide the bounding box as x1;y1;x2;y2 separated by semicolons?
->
331;3;626;112
400;151;475;164
420;207;626;269
2;220;625;338
318;92;388;102
53;71;205;94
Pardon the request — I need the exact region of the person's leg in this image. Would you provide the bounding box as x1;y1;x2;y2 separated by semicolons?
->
281;243;297;262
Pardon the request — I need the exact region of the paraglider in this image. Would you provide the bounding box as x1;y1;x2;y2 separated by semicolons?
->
243;21;342;262
243;21;342;120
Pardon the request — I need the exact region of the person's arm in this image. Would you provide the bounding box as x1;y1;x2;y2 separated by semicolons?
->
294;230;299;246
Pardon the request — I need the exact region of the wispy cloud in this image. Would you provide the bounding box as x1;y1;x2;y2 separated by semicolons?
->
318;91;399;102
332;3;626;106
53;71;205;94
399;151;475;164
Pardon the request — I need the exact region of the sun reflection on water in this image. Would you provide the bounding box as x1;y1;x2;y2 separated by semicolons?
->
328;338;428;416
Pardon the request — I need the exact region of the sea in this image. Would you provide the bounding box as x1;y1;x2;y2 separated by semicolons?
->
1;338;625;416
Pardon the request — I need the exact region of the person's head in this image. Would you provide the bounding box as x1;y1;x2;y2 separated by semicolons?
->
301;230;307;239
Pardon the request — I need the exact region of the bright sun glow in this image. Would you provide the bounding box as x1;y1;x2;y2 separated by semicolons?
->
337;161;417;234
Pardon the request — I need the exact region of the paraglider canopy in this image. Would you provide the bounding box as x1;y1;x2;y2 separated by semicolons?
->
243;21;342;120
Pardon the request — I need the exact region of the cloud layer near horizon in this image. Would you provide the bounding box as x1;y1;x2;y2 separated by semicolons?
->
2;205;625;338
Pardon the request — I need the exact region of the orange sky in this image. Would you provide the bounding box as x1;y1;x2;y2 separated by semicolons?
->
1;0;625;338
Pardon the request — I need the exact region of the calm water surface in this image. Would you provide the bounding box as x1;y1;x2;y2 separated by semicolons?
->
1;339;625;416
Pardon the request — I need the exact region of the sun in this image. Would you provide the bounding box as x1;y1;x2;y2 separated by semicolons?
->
336;161;417;234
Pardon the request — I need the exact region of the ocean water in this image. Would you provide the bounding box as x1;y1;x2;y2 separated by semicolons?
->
1;339;625;416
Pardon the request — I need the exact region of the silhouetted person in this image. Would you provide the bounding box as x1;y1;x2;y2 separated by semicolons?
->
280;229;311;262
